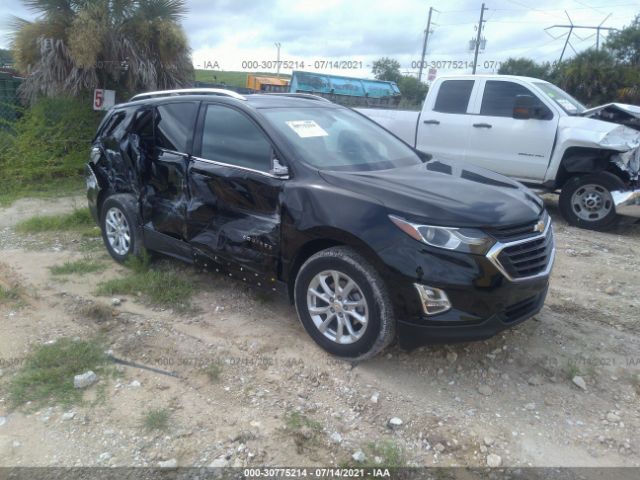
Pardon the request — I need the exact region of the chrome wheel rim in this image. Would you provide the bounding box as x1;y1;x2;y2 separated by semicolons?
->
571;184;613;221
105;207;131;256
307;270;368;345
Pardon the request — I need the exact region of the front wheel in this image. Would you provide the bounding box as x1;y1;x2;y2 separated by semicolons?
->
559;172;625;231
294;247;395;360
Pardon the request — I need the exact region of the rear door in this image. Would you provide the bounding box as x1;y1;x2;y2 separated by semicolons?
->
466;79;558;181
416;79;478;161
187;103;284;278
141;101;199;241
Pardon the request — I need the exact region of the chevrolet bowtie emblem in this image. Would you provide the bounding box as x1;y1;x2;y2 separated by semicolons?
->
533;220;545;233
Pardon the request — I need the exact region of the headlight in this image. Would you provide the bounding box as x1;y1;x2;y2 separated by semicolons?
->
389;215;495;254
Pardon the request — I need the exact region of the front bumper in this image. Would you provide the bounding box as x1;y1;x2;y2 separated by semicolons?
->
612;188;640;218
376;223;554;349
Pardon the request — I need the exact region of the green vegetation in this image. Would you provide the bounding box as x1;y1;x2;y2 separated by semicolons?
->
203;363;222;383
96;255;195;310
366;440;407;467
16;208;97;236
49;258;106;276
8;338;109;408
142;408;171;432
0;284;25;309
0;96;100;205
284;410;323;454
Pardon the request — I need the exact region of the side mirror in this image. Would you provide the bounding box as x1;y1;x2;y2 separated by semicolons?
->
271;157;289;178
513;94;535;120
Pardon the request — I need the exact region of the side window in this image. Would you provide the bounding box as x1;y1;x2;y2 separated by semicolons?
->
201;105;272;172
101;111;127;138
155;102;198;153
433;80;474;114
480;81;551;118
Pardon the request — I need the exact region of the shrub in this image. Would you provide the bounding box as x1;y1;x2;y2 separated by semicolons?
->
0;96;101;198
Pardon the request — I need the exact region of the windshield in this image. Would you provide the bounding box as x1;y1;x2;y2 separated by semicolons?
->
534;82;586;115
260;107;422;172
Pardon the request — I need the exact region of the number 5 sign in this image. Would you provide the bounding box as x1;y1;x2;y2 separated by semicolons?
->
93;89;116;111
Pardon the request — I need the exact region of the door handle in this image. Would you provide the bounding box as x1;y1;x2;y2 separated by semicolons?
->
423;119;440;125
473;123;492;128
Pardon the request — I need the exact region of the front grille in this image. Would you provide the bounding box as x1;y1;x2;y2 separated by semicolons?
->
504;293;542;323
495;227;554;279
488;220;540;242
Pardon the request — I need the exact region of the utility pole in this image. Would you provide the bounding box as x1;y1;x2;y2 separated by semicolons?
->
472;3;488;75
417;7;434;83
275;42;282;78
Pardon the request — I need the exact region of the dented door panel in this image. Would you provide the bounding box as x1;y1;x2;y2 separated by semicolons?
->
187;159;282;275
143;149;190;239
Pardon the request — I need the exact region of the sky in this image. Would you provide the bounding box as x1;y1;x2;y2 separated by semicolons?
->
1;0;639;79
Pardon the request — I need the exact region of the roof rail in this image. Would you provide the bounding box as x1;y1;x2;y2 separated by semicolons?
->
264;93;332;103
129;88;246;102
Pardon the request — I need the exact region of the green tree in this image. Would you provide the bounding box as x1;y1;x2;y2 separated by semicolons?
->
372;57;402;84
498;57;553;81
605;14;640;66
556;49;623;105
397;75;428;106
0;49;14;66
10;0;194;102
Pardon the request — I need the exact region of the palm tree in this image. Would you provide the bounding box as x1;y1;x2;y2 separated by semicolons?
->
11;0;194;102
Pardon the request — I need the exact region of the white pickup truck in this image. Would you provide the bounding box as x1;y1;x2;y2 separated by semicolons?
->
360;75;640;231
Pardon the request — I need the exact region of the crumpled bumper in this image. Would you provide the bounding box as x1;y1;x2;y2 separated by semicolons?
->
612;189;640;218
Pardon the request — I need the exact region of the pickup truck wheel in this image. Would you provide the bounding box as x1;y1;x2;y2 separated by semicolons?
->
100;194;142;263
559;172;624;231
294;247;395;360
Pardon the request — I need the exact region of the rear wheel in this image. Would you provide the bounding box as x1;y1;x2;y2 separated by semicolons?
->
294;247;395;360
100;194;142;263
559;172;624;231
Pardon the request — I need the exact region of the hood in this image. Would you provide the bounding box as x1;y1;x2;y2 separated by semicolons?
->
558;115;640;151
319;160;543;228
580;103;640;133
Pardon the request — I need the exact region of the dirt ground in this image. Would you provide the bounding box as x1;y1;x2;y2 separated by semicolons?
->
0;194;638;469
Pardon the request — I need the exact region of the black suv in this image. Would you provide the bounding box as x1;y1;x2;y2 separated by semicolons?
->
87;88;555;359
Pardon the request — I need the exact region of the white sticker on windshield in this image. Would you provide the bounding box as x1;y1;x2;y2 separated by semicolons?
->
285;120;329;138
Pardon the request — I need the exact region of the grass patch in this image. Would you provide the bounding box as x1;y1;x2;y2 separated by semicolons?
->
142;408;171;432
203;363;222;383
49;259;106;276
0;177;86;208
0;284;21;303
366;440;407;467
96;256;195;310
96;269;194;309
16;208;95;234
284;411;323;453
0;284;26;309
7;338;109;408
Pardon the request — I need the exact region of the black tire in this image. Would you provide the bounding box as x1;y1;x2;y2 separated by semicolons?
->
558;172;624;231
100;194;143;263
294;246;395;360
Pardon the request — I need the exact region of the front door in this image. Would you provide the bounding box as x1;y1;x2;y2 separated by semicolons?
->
187;103;284;278
465;80;558;182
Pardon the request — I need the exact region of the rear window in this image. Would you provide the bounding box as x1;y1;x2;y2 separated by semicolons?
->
433;80;474;114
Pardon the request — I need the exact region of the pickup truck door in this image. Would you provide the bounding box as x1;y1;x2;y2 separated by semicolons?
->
465;79;558;181
187;103;283;279
416;79;479;161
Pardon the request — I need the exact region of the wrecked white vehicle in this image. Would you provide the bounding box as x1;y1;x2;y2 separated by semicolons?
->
360;75;640;231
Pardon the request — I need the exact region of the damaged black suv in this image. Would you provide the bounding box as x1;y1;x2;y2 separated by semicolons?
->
87;88;555;359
